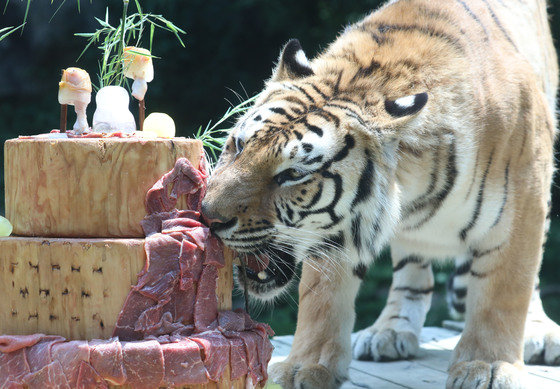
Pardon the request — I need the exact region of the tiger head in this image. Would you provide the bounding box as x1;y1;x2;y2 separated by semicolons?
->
202;39;429;300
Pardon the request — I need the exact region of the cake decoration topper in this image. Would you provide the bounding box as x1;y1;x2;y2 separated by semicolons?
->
58;67;92;134
123;46;154;131
0;216;12;237
143;112;176;138
92;85;136;133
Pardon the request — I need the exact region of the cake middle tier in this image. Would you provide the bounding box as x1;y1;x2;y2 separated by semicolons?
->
4;137;203;237
0;237;233;340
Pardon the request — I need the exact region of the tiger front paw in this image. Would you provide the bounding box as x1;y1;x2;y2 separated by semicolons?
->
524;318;560;365
352;327;419;361
269;361;341;389
446;361;528;389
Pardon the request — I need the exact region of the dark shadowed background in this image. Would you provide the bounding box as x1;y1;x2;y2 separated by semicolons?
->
1;0;559;335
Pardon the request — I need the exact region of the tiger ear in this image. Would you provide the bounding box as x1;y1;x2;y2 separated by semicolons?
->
271;39;314;82
384;92;428;118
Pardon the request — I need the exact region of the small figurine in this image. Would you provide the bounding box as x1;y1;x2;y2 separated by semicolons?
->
123;46;154;131
143;112;176;138
92;86;136;133
58;68;92;134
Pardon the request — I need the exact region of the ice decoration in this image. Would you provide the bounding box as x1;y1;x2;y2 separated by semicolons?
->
0;216;13;237
143;112;176;138
58;68;92;134
92;86;136;134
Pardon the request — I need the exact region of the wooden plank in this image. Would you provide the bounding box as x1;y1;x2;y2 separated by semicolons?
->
272;329;560;388
5;137;202;238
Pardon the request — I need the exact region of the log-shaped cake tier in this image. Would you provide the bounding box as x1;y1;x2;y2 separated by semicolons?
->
4;137;202;238
0;237;233;340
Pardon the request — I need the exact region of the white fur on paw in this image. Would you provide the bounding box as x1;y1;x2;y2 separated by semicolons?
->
370;329;419;361
352;329;374;360
447;361;528;389
352;328;419;361
524;321;560;365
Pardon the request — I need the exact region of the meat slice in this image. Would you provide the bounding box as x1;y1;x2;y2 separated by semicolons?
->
204;235;225;268
89;338;126;386
76;362;108;389
25;336;66;372
141;210;200;236
228;337;248;381
0;334;46;353
145;157;206;214
0;349;30;387
23;361;71;389
183;226;210;250
113;291;157;341
51;340;90;387
194;265;218;332
122;340;164;388
217;311;246;332
191;331;230;382
233;331;263;385
179;239;203;286
161;339;208;386
162;217;203;231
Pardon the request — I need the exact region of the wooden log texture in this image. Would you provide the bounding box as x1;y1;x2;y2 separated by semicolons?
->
0;237;232;340
4;137;203;238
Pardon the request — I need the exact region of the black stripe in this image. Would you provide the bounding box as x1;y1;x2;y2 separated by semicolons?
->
452;301;466;314
310;83;328;100
290;84;317;104
302;155;323;165
404;139;458;229
470;270;486;278
306;124;323;137
270;107;296;121
389;315;411;322
352;151;375;207
460;150;494;241
377;23;464;52
300;182;323;209
293;130;303;140
324;230;345;248
351;216;362;251
455;260;472;276
454;0;489;39
393;256;424;272
393;286;434;294
490;162;509;228
353;263;368;280
350;58;382;82
472;244;501;259
481;0;518;50
488;365;496;389
454;287;467;299
464;149;480;200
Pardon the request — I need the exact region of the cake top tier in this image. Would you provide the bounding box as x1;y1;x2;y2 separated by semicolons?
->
4;137;203;238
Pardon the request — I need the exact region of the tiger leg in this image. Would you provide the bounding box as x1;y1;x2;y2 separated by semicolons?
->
447;217;544;388
269;261;361;389
352;244;433;361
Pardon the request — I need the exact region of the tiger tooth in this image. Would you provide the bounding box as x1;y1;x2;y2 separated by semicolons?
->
258;271;267;280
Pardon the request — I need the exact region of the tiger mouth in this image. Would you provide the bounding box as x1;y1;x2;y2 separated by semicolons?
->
233;245;296;286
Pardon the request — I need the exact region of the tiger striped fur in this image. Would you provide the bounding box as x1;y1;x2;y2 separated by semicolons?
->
202;0;558;387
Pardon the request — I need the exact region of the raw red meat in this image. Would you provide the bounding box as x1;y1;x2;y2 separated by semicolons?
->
89;338;126;386
0;349;29;388
0;334;45;353
179;239;203;285
191;331;230;382
122;340;164;388
23;361;71;389
25;336;65;372
204;235;225;268
228;337;249;381
76;361;107;389
161;339;207;386
145;158;206;214
141;210;200;236
194;265;219;332
218;311;246;332
51;340;90;387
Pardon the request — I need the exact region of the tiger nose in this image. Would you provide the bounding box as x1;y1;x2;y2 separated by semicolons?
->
200;200;238;231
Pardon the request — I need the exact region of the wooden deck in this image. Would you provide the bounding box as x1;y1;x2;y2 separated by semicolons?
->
269;326;560;388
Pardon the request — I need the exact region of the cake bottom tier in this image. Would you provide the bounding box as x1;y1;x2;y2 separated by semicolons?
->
0;237;232;340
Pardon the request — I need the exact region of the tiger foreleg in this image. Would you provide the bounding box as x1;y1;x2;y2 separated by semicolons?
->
269;261;361;389
352;245;433;361
447;215;544;388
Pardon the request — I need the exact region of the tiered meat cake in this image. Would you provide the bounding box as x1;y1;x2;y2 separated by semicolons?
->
0;137;273;388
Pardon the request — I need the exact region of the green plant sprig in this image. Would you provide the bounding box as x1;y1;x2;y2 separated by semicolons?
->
0;23;24;41
75;1;185;90
195;93;260;161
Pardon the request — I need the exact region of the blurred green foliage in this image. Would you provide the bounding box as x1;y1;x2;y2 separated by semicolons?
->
1;0;560;335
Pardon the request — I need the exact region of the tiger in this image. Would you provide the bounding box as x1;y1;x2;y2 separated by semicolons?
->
201;0;559;387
